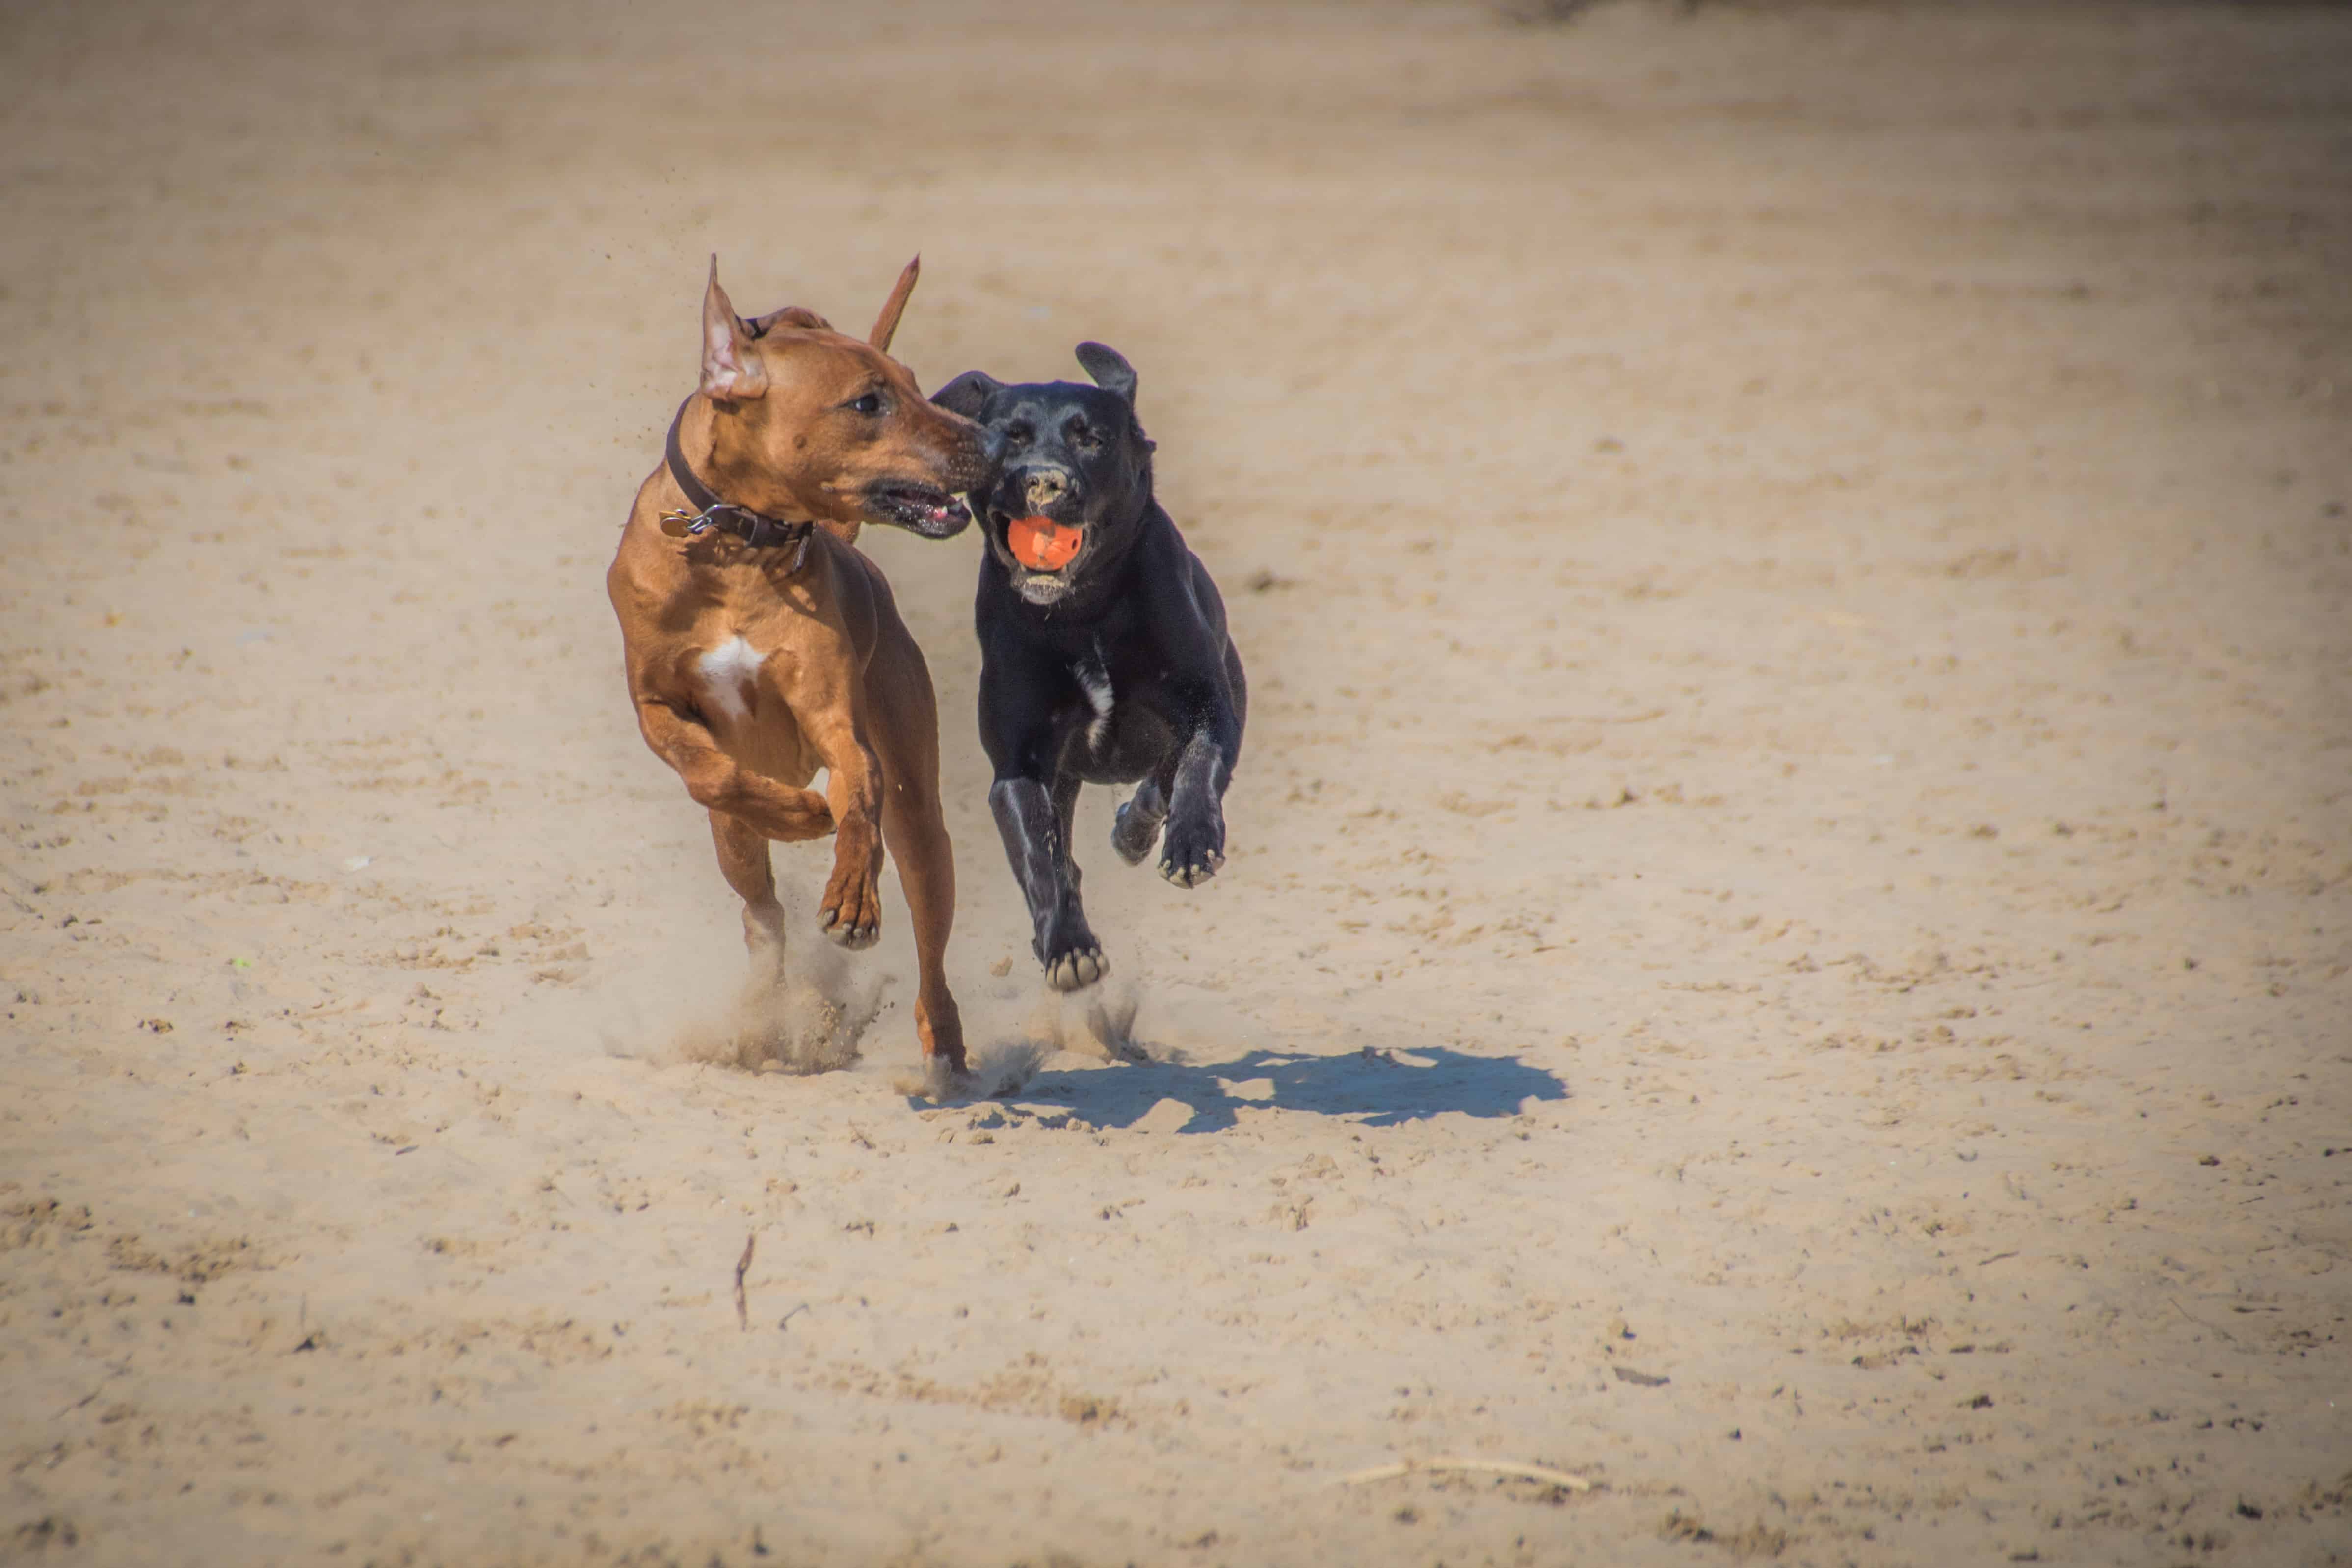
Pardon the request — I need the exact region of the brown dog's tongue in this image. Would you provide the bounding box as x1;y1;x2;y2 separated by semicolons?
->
1008;515;1083;572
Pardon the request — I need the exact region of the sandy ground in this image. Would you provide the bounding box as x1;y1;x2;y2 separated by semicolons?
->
3;1;2349;1563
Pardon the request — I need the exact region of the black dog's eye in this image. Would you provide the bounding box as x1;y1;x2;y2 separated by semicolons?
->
847;391;885;416
1068;418;1099;450
1004;422;1033;447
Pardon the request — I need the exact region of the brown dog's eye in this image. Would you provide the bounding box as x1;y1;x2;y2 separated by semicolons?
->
848;391;885;416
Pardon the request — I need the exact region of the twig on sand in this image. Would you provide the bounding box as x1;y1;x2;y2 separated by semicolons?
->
50;1389;101;1421
734;1234;755;1331
1335;1456;1594;1492
51;1358;131;1420
2169;1295;2239;1347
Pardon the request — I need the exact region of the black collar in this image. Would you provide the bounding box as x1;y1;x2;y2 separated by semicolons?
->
661;398;814;569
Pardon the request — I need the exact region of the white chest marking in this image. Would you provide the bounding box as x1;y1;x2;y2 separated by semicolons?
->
697;636;765;723
1075;648;1114;750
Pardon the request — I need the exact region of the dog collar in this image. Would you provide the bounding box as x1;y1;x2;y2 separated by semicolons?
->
661;398;815;569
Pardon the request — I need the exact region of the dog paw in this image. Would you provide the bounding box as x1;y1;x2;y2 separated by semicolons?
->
1043;943;1108;992
819;836;884;949
818;880;882;949
1158;813;1225;889
819;907;880;950
1110;796;1164;865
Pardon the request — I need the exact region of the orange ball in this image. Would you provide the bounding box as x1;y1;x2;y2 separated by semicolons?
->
1008;515;1084;572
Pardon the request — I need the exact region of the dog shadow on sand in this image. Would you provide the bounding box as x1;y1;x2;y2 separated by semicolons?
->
967;1017;1569;1135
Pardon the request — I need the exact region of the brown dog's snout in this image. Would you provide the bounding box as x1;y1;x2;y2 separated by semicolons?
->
928;412;1003;493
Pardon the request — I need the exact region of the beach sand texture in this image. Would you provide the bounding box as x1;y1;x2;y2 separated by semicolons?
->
2;2;2348;1563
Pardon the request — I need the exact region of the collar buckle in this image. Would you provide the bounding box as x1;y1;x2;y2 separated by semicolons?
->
658;505;720;540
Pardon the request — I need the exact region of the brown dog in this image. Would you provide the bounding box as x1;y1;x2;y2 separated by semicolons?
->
606;258;996;1074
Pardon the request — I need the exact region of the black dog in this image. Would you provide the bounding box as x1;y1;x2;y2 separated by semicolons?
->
932;344;1245;992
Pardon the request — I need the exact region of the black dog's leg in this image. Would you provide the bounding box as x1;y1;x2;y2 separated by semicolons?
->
1158;642;1243;889
990;777;1106;991
1051;764;1084;896
1160;732;1229;889
1145;569;1244;889
1110;774;1167;866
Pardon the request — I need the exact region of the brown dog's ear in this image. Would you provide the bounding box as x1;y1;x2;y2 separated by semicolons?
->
930;369;1002;421
700;256;768;402
1074;342;1137;405
869;256;921;352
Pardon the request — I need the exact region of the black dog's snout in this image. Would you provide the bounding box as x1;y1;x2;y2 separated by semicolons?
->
1011;464;1078;514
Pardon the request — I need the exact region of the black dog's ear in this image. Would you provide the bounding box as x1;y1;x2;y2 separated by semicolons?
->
1073;342;1137;405
930;370;1002;420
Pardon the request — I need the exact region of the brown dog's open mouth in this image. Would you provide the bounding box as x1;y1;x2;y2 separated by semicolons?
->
867;483;973;537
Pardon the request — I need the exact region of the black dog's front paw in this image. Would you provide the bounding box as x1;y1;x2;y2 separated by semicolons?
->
1041;931;1108;992
1159;810;1225;889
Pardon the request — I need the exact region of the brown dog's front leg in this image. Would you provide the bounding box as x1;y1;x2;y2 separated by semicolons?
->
815;734;887;950
635;699;834;842
709;810;787;981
